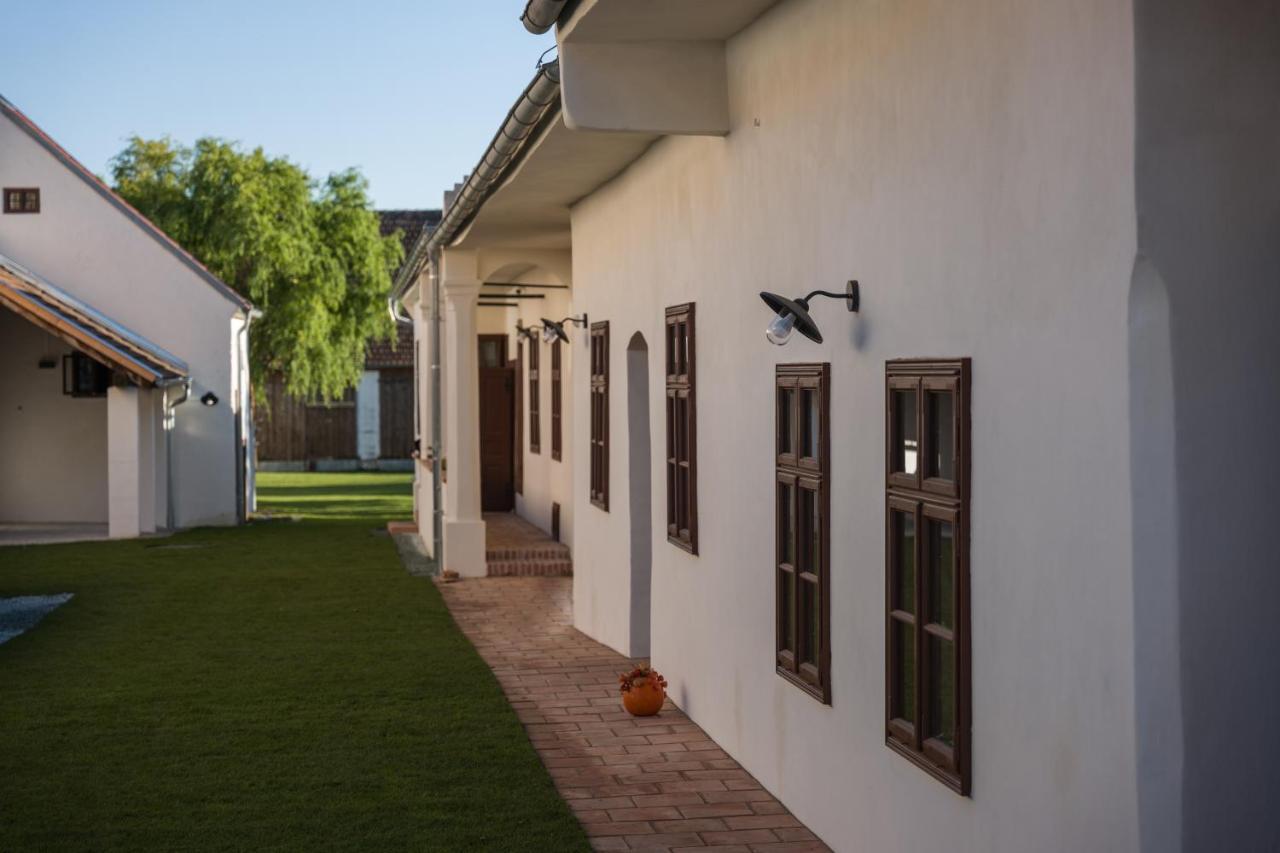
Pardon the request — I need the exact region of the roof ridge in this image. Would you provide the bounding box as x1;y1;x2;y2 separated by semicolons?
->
0;93;252;312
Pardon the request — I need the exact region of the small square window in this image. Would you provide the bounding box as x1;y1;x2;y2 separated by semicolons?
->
4;188;39;214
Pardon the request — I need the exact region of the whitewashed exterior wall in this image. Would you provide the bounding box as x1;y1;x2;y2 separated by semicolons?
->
0;110;247;528
569;0;1140;849
0;310;108;522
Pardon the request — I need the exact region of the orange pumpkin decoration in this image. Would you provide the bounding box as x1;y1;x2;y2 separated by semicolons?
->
619;665;667;716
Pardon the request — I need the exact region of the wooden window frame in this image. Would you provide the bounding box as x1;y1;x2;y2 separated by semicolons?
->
3;188;39;214
528;338;541;454
884;358;971;795
589;321;609;510
665;303;698;553
551;338;563;461
775;363;831;703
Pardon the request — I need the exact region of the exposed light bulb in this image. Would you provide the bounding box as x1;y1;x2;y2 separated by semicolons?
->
765;312;797;346
542;325;557;344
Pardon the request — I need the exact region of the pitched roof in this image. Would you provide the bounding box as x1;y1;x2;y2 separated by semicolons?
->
365;324;414;370
0;94;252;312
0;252;189;386
378;209;441;278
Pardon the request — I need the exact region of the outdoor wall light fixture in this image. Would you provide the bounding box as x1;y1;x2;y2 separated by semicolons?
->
541;315;588;344
515;321;540;341
200;391;219;407
761;280;859;345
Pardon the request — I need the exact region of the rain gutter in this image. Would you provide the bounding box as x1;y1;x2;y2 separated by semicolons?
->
521;0;571;34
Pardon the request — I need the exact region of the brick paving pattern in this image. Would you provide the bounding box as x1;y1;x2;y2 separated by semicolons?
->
436;576;830;852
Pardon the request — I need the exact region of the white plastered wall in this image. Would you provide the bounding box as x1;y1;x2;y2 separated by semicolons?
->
569;0;1139;850
0;114;244;527
0;308;107;522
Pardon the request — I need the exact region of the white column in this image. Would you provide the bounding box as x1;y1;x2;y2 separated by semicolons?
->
137;387;157;534
442;278;486;576
107;385;142;539
415;297;435;554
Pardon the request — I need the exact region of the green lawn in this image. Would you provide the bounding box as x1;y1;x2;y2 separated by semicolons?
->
0;472;588;852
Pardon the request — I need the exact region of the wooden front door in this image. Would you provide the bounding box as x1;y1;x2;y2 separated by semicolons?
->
478;336;515;511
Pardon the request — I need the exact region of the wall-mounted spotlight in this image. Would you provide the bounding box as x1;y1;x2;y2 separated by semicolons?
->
515;321;541;341
200;391;219;407
760;280;859;345
541;314;588;344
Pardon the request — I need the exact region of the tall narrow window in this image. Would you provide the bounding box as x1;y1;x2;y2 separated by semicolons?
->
551;339;563;461
885;359;970;795
665;303;697;553
776;363;830;702
515;341;524;494
528;339;541;454
589;321;609;509
3;188;39;213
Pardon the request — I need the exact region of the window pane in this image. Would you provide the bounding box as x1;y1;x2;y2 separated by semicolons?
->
800;578;818;667
809;487;820;576
777;388;793;456
892;620;916;724
926;519;954;630
801;389;818;458
799;487;816;572
779;568;795;655
927;390;955;480
927;635;955;747
892;510;916;614
778;482;795;566
892;389;919;475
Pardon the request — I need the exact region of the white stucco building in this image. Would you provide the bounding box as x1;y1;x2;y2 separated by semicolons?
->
0;96;255;539
395;1;1280;849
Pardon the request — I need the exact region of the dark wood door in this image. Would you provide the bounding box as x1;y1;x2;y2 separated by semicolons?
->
379;368;414;458
479;365;515;511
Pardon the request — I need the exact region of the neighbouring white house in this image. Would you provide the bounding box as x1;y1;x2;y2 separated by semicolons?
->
394;1;1279;849
0;95;255;539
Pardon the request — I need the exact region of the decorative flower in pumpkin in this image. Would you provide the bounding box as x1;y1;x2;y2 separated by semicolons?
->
619;663;667;694
619;663;668;717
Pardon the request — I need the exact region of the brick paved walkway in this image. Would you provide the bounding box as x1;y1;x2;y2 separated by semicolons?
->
436;577;830;852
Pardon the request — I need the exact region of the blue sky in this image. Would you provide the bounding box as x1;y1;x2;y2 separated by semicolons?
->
3;1;554;210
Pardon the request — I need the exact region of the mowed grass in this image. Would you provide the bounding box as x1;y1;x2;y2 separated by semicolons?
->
0;472;588;852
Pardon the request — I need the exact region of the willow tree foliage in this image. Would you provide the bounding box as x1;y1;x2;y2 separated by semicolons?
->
110;137;403;400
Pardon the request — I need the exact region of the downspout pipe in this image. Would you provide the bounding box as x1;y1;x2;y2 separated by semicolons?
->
428;256;443;568
237;309;263;518
521;0;569;34
159;376;191;531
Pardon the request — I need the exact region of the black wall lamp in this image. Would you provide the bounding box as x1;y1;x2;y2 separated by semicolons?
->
200;391;219;407
515;321;541;341
760;280;859;345
541;314;588;344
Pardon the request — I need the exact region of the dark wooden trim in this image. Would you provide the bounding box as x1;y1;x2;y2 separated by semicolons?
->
665;303;698;554
551;502;561;541
551;338;563;461
589;321;609;510
514;343;524;494
3;187;40;214
775;362;831;704
884;358;971;796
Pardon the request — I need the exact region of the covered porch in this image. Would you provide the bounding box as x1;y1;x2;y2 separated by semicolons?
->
0;254;189;540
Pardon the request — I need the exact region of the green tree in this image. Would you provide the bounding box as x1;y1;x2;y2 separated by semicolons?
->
110;136;403;400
